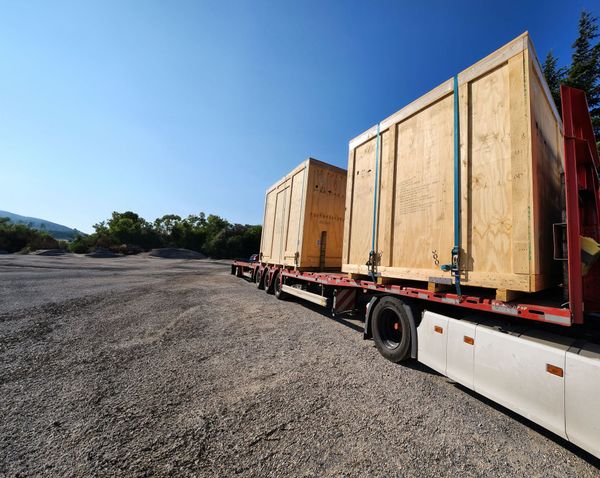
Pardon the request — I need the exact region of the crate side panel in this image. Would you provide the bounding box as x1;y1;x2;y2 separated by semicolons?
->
300;163;347;268
529;55;563;279
283;167;308;267
347;138;377;266
468;62;513;275
260;188;278;262
391;94;454;272
270;183;290;264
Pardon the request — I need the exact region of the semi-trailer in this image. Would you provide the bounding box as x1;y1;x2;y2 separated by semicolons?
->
232;37;600;460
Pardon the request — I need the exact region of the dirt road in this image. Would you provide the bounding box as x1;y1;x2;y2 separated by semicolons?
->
0;255;598;476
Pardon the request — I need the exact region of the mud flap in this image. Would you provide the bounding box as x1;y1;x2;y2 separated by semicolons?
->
363;296;380;340
333;288;357;316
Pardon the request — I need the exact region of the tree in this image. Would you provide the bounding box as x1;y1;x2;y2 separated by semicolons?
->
61;209;259;258
0;218;58;253
543;51;567;113
154;214;182;238
69;234;90;253
566;10;600;139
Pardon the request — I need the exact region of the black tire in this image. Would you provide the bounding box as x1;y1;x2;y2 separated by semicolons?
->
371;297;412;363
236;266;244;278
255;268;265;290
274;271;287;300
231;265;236;275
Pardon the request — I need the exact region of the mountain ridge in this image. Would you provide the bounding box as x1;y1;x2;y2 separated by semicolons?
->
0;210;83;240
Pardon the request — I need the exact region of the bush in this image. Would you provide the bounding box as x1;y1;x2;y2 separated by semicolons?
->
2;211;262;259
0;218;58;253
115;244;144;255
69;235;90;254
80;211;261;259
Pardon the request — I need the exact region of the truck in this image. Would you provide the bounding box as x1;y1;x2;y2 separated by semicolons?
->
232;85;600;460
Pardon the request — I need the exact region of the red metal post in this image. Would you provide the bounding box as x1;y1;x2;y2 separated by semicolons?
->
560;85;600;324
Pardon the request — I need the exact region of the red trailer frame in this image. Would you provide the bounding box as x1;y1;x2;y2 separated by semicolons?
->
234;86;600;328
561;85;600;324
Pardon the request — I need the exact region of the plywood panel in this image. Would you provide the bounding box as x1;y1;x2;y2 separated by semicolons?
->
270;185;289;264
508;51;532;275
380;126;397;267
261;189;277;262
342;149;355;264
348;138;377;265
468;63;512;274
529;59;563;278
301;163;347;268
375;130;391;265
392;94;454;272
284;168;307;265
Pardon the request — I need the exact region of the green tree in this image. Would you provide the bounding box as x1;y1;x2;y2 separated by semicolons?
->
542;51;567;113
566;10;600;139
154;214;182;239
543;10;600;149
0;218;58;253
63;210;259;258
68;234;90;253
106;211;161;251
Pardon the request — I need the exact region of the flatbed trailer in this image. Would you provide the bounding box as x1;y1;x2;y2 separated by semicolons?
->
231;86;600;460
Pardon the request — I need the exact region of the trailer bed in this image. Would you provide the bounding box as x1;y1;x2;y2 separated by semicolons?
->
281;270;571;326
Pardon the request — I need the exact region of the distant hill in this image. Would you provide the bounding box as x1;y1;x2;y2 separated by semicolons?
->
0;210;84;241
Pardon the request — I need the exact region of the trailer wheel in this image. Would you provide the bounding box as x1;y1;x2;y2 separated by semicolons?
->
255;268;265;290
371;296;412;363
265;268;276;294
274;272;287;300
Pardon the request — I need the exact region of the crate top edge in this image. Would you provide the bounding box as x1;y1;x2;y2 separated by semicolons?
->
265;157;347;195
348;32;561;152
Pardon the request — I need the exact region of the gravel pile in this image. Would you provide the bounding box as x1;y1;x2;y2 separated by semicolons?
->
33;249;68;256
149;248;206;260
86;247;120;258
0;255;598;476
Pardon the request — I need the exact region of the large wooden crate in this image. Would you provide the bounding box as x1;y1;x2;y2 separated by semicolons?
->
260;158;347;269
342;33;564;295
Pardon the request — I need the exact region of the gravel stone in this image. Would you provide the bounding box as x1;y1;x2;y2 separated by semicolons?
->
0;255;599;476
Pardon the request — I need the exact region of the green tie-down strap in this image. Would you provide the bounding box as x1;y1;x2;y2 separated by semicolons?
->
441;75;462;296
369;123;381;279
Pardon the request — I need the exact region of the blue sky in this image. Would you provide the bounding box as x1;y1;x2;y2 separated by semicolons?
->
0;0;597;232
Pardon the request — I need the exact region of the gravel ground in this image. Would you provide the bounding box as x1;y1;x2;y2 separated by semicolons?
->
0;255;599;477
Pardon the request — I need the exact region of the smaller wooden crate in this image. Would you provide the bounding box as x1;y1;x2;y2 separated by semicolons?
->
260;158;347;270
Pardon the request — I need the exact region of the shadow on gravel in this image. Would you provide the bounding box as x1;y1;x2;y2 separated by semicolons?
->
452;382;600;470
235;276;367;332
294;300;365;333
400;359;442;376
